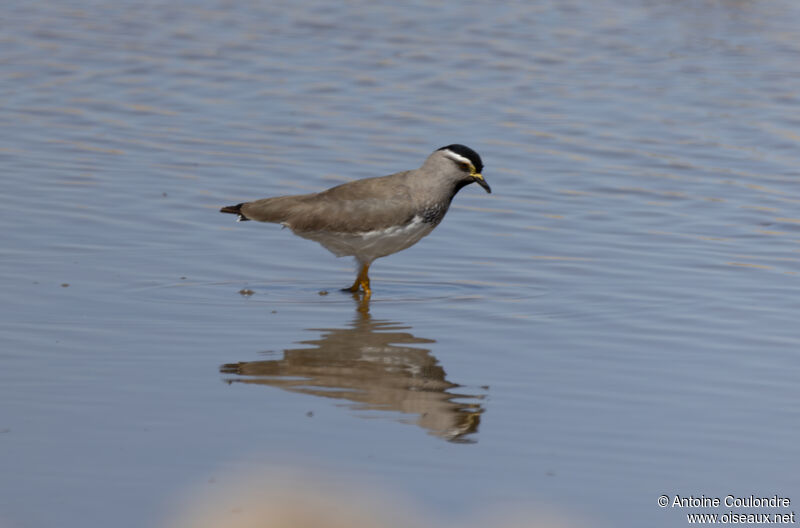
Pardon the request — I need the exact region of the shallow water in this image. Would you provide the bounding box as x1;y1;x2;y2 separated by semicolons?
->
2;1;800;526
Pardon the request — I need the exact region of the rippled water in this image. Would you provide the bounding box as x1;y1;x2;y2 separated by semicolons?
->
2;1;800;527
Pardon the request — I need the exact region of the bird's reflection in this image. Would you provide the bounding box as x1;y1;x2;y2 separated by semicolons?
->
220;297;485;442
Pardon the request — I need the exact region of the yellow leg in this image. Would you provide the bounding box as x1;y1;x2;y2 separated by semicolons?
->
343;263;371;296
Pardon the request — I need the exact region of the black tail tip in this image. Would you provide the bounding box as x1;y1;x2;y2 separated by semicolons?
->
220;203;243;215
220;203;249;221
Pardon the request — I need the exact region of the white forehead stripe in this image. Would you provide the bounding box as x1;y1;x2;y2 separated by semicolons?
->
443;150;472;166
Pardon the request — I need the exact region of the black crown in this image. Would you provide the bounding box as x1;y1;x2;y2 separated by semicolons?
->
437;144;483;173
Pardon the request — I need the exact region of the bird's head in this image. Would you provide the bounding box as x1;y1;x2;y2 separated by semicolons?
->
425;144;491;194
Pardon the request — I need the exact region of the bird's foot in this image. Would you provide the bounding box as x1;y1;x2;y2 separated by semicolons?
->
342;264;371;297
341;280;371;298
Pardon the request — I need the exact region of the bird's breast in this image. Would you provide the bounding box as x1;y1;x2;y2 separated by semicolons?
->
419;202;449;226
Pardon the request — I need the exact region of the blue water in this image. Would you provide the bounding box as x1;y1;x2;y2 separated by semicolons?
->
2;1;800;527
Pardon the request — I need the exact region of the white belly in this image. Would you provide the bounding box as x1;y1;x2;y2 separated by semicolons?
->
294;216;434;264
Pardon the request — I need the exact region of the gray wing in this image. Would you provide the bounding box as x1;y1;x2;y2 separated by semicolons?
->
239;171;418;233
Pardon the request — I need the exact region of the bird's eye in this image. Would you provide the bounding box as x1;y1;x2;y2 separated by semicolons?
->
458;162;471;171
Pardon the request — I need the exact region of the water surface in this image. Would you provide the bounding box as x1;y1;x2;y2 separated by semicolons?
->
2;1;800;527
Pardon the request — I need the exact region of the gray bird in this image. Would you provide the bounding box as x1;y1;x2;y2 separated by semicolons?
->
220;144;490;296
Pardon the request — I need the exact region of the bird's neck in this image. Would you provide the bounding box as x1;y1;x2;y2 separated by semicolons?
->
409;170;463;209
